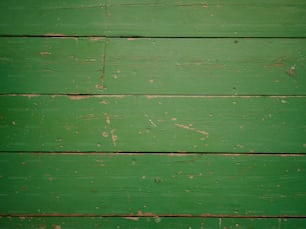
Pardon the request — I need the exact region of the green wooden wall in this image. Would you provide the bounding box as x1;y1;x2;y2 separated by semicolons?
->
0;1;306;228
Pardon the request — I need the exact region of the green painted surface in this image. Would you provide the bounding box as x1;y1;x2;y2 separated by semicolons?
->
1;38;305;95
0;1;306;37
104;0;306;37
104;38;306;95
0;95;305;153
0;153;305;216
0;0;107;36
0;38;105;94
0;0;305;226
1;217;306;229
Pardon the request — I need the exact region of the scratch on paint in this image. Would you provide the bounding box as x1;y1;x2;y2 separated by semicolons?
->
111;129;118;146
145;114;157;127
219;218;222;229
175;124;208;136
123;217;139;221
104;113;111;125
68;95;91;100
40;52;51;56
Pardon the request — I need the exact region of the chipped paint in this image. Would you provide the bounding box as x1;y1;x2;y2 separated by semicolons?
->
40;52;51;56
104;113;111;125
175;124;208;136
111;129;118;146
102;132;109;138
123;217;139;221
145;114;157;127
68;95;91;100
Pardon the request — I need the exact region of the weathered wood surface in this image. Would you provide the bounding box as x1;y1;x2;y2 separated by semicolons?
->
0;153;305;216
1;38;305;95
1;217;306;229
104;38;306;95
1;1;305;227
0;95;305;153
0;1;306;37
0;38;105;94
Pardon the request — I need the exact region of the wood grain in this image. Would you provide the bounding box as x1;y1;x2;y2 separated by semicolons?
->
0;95;305;153
104;0;306;37
0;0;305;37
0;153;305;216
0;37;105;94
1;217;306;229
104;38;306;95
1;1;305;226
1;38;305;95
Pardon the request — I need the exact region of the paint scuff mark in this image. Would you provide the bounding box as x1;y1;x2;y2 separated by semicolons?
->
281;99;287;104
136;211;158;217
104;113;111;125
96;84;104;90
40;52;51;56
68;95;91;100
17;94;41;98
100;100;109;104
287;65;296;76
175;124;208;136
111;129;118;146
146;95;159;99
123;217;139;221
102;131;109;138
90;37;104;41
154;216;161;223
145;114;157;127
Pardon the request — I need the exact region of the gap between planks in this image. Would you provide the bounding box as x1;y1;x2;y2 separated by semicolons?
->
1;94;306;98
1;214;306;219
1;152;305;157
1;35;306;39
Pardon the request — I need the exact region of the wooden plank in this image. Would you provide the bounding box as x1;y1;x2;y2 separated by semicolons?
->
104;38;306;95
1;38;305;95
105;0;306;37
0;1;305;37
1;217;306;229
0;95;305;153
0;0;106;36
0;38;105;94
0;153;305;216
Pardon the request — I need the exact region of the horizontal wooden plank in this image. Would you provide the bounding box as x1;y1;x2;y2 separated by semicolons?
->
104;0;306;37
1;217;306;229
1;38;305;95
0;1;305;37
0;95;305;153
0;153;305;216
104;38;306;95
0;38;105;94
0;0;107;36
